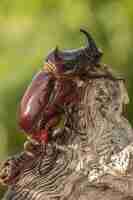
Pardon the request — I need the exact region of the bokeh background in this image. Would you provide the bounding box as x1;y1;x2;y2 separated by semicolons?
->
0;0;133;197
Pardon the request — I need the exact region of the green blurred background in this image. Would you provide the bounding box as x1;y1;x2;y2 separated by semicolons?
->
0;0;133;197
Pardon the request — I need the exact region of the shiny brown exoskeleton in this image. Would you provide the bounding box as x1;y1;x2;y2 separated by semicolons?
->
19;29;104;144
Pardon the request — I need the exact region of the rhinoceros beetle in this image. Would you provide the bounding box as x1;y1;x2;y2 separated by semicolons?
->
19;29;109;144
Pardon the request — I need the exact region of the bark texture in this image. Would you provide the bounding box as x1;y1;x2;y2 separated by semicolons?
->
1;65;133;200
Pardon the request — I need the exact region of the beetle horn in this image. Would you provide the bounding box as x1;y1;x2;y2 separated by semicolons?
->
80;28;98;51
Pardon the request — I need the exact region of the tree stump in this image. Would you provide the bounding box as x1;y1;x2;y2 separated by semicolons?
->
1;65;133;200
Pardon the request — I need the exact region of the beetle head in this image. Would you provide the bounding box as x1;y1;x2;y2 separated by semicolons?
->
44;29;103;76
